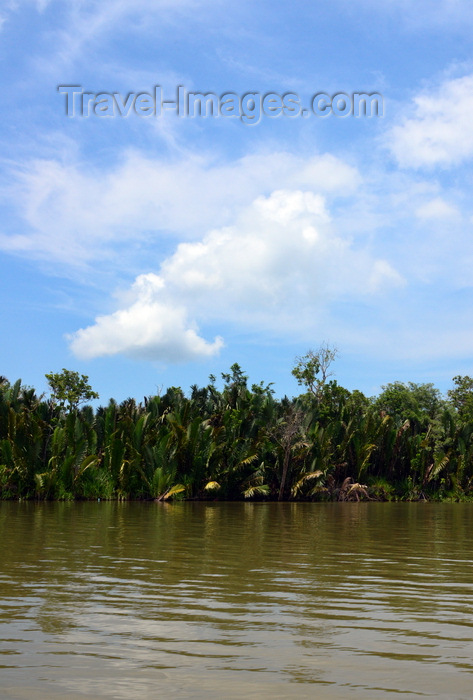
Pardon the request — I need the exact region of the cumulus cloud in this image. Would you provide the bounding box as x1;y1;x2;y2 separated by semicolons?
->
68;189;403;362
68;274;224;362
387;74;473;168
161;189;403;315
0;151;359;268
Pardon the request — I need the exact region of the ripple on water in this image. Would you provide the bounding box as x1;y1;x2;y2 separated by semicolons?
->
1;502;473;699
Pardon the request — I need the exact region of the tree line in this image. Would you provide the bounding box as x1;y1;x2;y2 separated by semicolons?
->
1;351;473;502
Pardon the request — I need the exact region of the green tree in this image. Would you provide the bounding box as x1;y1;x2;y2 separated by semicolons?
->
448;376;473;421
45;369;99;413
292;343;338;401
375;381;442;429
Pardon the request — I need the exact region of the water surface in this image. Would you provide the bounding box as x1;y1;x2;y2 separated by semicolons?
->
1;502;473;699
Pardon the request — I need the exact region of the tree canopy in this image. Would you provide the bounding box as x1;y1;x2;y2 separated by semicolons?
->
45;369;99;412
291;343;338;400
0;363;472;503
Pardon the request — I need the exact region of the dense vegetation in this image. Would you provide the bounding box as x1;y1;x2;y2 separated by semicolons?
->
2;358;473;502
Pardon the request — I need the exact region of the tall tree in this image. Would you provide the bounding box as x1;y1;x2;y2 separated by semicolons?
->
448;376;473;421
45;369;99;413
292;343;338;401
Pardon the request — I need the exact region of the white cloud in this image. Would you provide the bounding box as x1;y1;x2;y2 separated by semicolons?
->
162;189;404;316
415;197;460;220
68;189;403;362
68;273;224;362
387;74;473;168
0;150;360;268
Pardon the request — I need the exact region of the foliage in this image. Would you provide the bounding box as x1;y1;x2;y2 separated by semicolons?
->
291;343;338;401
448;375;473;421
1;366;473;502
45;369;99;413
374;381;443;429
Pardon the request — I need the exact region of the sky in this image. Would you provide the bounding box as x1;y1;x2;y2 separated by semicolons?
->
1;0;473;403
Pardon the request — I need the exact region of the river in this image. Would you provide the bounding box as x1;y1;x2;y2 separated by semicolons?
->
1;501;473;699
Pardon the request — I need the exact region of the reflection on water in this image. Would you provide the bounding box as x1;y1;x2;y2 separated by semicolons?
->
1;502;473;699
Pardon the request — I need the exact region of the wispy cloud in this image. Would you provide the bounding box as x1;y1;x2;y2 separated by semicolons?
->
0;150;360;270
415;197;460;221
387;74;473;168
27;0;227;73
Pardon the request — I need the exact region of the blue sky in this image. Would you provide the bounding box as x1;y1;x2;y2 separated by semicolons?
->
2;0;473;402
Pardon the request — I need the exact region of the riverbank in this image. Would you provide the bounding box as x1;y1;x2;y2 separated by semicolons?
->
2;369;473;502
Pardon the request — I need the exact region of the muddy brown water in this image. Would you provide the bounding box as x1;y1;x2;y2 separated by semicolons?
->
1;501;473;699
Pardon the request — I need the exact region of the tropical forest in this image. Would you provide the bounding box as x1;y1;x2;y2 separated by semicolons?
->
2;346;473;502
